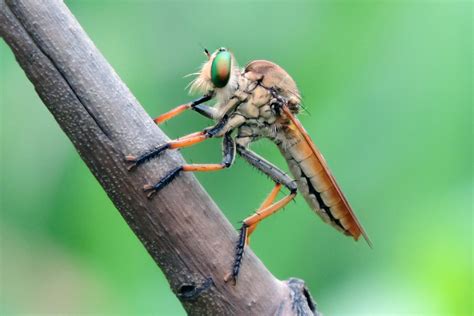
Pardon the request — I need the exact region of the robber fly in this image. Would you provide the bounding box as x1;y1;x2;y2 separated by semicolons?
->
126;47;371;283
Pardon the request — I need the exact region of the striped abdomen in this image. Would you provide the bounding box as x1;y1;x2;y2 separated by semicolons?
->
278;119;370;244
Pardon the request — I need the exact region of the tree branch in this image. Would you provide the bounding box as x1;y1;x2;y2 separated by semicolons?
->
0;1;317;314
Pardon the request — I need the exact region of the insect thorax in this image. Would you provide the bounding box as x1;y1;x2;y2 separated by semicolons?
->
230;76;300;148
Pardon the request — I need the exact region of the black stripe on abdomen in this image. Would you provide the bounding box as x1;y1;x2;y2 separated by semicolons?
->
300;171;346;231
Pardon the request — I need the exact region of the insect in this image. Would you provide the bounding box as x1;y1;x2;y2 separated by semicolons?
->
126;47;371;284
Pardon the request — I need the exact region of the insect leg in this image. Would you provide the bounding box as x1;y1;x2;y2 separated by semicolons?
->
243;192;296;240
142;134;235;198
226;145;298;284
246;183;282;244
126;112;235;170
161;88;245;125
126;111;245;171
153;93;214;124
125;131;208;170
237;145;298;241
226;190;297;284
236;145;297;191
153;85;248;125
191;104;218;120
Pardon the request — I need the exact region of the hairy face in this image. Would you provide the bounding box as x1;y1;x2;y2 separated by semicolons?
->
189;48;239;99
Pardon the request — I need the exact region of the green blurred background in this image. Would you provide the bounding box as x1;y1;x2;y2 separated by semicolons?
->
1;1;472;315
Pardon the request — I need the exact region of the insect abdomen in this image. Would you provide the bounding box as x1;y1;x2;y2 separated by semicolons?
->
279;134;363;239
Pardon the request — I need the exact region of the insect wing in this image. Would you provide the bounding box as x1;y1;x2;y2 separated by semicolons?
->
282;105;372;246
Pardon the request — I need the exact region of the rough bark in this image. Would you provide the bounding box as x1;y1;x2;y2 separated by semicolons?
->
0;1;317;315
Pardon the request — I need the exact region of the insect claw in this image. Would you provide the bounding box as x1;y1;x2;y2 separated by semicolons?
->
125;156;138;171
146;191;157;199
143;184;154;191
125;155;137;162
223;272;237;285
127;164;136;171
143;184;158;199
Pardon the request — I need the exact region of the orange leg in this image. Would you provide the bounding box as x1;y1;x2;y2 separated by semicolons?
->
182;164;227;172
225;186;297;284
225;186;296;284
141;134;236;198
154;104;190;124
126;111;234;171
125;131;208;170
168;131;207;149
244;189;295;246
143;163;230;198
153;94;213;124
245;183;282;244
174;131;205;141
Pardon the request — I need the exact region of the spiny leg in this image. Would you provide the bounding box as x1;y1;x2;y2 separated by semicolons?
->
125;113;241;170
236;145;298;190
155;86;248;126
244;191;296;245
226;145;298;284
246;183;282;244
153;93;214;124
142;134;235;198
226;189;297;284
125;131;208;170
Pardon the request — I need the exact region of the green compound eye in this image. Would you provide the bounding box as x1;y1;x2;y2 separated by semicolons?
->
211;50;231;88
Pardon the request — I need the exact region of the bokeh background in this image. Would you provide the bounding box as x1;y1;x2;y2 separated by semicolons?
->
1;1;472;315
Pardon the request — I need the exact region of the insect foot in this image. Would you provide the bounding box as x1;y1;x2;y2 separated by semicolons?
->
224;224;248;285
125;143;171;171
142;166;183;199
125;155;139;171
